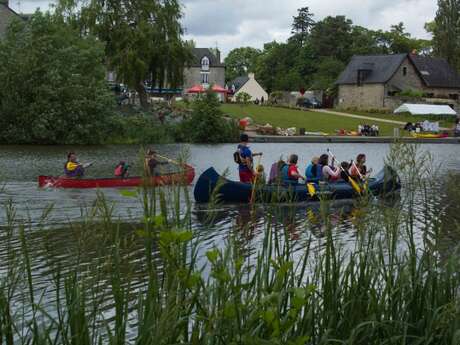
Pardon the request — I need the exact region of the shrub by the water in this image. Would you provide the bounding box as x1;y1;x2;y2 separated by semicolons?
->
178;92;240;143
0;12;114;144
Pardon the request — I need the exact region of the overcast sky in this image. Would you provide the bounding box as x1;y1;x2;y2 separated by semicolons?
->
14;0;436;57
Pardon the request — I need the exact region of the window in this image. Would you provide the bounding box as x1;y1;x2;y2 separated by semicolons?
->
201;73;209;84
201;56;210;71
449;93;459;100
402;67;407;76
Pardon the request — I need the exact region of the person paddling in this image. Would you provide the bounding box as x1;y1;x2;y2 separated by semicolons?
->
235;134;262;183
282;154;305;185
114;161;130;178
64;152;86;177
349;154;372;180
320;153;341;181
144;149;168;176
305;156;321;182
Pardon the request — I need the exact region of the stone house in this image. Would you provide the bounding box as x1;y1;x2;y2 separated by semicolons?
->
0;0;26;38
336;53;460;111
183;48;225;91
229;73;268;102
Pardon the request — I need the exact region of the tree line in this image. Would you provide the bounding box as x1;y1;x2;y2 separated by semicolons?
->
225;1;460;94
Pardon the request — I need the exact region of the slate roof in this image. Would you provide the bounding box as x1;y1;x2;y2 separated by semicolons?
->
229;76;249;92
190;48;224;67
336;54;406;85
409;54;460;89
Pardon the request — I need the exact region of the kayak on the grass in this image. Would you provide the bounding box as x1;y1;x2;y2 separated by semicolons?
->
38;164;195;188
193;166;401;203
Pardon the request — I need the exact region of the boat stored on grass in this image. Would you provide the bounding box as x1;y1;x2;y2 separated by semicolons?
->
194;166;401;203
38;165;195;188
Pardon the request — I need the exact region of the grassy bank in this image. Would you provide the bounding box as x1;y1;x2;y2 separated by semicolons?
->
1;145;460;344
221;104;400;136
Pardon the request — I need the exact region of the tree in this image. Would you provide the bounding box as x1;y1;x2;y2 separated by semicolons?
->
290;6;315;46
0;12;114;144
432;0;460;70
224;47;261;82
60;0;192;108
309;16;354;63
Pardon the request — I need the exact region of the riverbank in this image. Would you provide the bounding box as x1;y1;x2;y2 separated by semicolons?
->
248;133;460;144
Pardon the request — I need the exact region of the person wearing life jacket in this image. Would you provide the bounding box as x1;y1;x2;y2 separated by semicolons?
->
64;152;85;177
349;154;372;181
236;134;262;183
114;161;129;178
268;159;286;184
305;156;321;182
282;154;305;185
144;149;168;176
319;153;341;181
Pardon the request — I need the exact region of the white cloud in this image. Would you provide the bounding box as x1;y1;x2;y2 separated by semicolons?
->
15;0;437;56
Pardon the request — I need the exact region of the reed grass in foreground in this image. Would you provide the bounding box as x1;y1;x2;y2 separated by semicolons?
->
0;144;460;345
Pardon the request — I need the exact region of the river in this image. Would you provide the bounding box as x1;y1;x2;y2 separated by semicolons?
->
0;142;459;334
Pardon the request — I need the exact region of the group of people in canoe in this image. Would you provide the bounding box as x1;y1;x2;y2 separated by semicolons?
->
235;134;371;186
63;149;168;178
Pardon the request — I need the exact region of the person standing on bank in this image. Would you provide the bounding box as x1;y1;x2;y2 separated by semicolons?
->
236;134;262;183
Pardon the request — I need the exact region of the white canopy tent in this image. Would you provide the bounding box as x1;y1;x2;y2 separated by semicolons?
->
394;103;457;116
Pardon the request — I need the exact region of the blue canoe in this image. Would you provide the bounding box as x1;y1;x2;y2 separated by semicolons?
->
193;166;401;203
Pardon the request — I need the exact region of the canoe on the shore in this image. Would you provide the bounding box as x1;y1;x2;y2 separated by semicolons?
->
194;166;401;203
411;132;448;139
38;165;195;188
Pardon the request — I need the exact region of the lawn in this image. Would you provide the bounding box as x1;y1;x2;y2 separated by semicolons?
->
221;104;402;136
337;109;456;128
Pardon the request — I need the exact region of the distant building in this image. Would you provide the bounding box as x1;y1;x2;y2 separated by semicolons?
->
336;53;460;111
183;48;225;90
0;0;26;38
229;73;268;102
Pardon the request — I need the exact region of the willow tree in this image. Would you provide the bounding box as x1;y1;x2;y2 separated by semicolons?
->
58;0;192;108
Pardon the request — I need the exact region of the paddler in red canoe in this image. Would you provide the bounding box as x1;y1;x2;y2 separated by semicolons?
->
64;152;90;177
144;149;168;176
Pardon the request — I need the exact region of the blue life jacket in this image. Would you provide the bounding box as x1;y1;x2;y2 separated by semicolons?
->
281;164;290;184
306;164;322;182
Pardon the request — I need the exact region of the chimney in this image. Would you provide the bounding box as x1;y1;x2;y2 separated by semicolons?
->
248;73;255;80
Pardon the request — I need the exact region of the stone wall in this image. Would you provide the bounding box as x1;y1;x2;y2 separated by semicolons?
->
337;84;385;110
183;66;225;90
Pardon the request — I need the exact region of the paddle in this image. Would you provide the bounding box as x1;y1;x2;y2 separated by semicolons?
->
155;153;184;166
327;149;361;194
250;153;263;203
306;182;316;197
83;162;94;169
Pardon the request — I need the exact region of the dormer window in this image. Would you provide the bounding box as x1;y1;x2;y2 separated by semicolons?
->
201;56;210;71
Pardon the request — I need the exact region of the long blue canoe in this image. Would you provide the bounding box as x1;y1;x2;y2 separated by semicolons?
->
193;166;401;203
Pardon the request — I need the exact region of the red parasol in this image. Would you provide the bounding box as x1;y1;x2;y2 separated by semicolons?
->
186;84;205;93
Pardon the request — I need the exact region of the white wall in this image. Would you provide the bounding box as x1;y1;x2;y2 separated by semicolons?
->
235;74;268;101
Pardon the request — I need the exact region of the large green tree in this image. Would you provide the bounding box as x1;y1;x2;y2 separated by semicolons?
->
60;0;192;108
224;47;261;82
290;6;315;46
432;0;460;70
0;12;114;144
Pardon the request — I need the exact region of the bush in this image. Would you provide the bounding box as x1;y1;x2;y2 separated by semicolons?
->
0;12;115;144
398;89;424;98
235;92;252;104
178;92;240;143
109;113;175;144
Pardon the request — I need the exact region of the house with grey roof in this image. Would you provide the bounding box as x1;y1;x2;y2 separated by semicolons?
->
0;0;26;38
183;48;225;91
229;73;268;102
336;53;460;111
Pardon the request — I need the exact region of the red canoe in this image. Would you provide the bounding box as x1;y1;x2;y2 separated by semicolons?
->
38;165;195;188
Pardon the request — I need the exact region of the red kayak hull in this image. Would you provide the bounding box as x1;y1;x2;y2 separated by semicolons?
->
38;165;195;188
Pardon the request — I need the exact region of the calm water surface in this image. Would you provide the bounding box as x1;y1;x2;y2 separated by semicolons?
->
0;143;459;329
